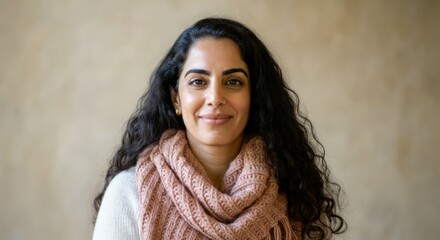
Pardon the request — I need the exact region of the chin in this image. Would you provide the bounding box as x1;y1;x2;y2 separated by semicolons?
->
199;137;230;146
197;132;243;146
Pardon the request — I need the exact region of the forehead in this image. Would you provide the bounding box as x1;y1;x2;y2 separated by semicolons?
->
182;38;247;71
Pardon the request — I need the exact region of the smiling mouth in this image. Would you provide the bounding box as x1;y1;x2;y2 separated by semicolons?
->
199;114;232;126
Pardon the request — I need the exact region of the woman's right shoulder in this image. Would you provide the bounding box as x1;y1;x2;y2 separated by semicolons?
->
93;167;141;240
98;166;139;213
102;167;139;208
109;167;137;191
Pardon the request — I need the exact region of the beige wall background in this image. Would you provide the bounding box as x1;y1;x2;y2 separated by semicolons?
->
1;0;439;239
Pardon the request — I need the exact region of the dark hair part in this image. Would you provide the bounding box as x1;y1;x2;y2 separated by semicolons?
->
94;17;346;239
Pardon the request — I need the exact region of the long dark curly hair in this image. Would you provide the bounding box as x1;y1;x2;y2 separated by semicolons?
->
94;17;346;239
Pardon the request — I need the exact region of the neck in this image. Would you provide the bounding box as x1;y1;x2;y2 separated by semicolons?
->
187;136;243;189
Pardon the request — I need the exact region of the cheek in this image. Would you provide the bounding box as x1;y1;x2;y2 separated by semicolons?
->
242;92;251;109
236;95;251;117
179;92;200;112
242;103;251;119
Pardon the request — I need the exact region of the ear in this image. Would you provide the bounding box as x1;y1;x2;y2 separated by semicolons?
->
170;87;180;110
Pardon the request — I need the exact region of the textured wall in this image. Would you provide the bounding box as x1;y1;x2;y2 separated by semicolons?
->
1;0;439;239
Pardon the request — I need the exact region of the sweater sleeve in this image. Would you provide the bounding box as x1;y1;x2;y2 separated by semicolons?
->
93;167;141;240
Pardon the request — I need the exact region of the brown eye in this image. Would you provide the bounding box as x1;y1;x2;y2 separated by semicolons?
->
189;78;206;86
226;79;242;85
225;79;243;88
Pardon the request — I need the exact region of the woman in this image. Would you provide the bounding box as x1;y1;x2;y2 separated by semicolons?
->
93;18;346;240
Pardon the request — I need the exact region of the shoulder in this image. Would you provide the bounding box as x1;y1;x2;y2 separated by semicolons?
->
93;167;141;240
107;167;137;196
100;167;138;211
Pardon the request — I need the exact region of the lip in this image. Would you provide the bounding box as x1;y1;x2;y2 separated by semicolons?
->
199;113;232;126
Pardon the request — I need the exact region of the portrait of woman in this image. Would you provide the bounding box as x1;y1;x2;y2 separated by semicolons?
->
93;17;346;240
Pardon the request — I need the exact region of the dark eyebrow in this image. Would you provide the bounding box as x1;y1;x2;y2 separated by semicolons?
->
184;68;248;78
184;69;210;77
222;68;248;77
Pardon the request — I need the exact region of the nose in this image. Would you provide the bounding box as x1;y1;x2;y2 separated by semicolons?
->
206;83;226;108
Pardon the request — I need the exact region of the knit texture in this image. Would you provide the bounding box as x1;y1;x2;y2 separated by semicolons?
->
136;129;301;240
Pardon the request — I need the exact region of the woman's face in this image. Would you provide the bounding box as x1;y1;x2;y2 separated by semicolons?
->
173;38;250;149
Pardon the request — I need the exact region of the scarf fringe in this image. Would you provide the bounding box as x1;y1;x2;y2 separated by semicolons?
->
267;217;300;240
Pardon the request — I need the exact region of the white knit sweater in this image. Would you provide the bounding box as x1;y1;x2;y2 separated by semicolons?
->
93;167;141;240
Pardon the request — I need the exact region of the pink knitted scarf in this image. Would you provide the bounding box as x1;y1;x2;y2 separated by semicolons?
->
136;130;300;239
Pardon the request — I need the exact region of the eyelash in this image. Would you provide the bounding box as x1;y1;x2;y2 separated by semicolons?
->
189;78;206;86
187;78;245;88
225;79;243;86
